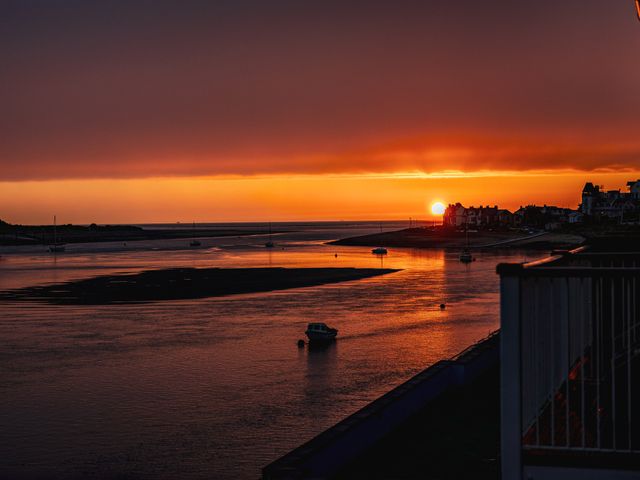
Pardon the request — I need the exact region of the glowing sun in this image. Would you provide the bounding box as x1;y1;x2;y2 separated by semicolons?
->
431;201;446;215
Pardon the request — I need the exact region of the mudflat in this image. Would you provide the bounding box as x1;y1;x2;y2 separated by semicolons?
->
0;223;272;246
0;267;399;305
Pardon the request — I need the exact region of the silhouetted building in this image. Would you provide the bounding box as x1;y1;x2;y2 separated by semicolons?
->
498;209;514;225
580;182;600;215
444;203;467;227
580;180;640;222
513;205;582;230
568;211;584;224
444;203;509;228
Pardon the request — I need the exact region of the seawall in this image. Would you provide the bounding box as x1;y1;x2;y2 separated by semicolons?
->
262;331;500;479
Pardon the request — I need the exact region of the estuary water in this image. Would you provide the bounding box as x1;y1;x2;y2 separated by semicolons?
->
0;222;535;479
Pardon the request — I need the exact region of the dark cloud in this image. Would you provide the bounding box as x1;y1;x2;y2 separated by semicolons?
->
1;0;639;180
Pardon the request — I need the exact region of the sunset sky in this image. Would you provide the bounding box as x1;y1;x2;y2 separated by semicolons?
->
2;0;639;223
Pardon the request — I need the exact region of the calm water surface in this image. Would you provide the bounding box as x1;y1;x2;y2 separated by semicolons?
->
0;222;536;479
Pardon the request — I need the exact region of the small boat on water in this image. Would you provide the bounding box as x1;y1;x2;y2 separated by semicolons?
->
48;215;66;253
371;224;388;255
189;222;201;247
459;249;473;263
265;222;275;248
305;322;338;342
459;226;473;263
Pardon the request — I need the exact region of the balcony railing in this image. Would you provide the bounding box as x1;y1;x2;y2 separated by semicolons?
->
498;248;640;478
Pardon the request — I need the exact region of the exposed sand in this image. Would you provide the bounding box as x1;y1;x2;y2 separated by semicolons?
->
0;267;399;304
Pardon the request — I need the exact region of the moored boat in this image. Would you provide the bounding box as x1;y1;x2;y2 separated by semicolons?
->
48;215;66;253
371;224;388;255
265;222;275;248
459;226;473;263
189;222;201;247
305;322;338;342
459;249;473;263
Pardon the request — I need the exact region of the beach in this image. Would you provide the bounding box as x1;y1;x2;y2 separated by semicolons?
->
1;267;399;304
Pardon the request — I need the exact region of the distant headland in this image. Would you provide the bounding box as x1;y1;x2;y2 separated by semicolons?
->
0;220;273;246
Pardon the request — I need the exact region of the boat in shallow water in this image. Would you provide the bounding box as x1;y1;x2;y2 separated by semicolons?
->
459;249;473;263
189;222;201;246
305;322;338;342
48;215;66;253
371;247;387;255
459;226;473;263
265;222;275;248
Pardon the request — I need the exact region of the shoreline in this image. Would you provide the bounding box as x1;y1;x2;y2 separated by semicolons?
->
0;267;400;304
0;223;280;246
329;227;585;251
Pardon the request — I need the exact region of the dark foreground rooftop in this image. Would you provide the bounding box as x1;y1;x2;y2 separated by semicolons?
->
263;332;500;479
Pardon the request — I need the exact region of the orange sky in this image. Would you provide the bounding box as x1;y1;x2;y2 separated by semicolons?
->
2;171;639;225
1;1;639;224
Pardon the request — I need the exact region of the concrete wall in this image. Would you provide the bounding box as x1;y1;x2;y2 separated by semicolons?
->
262;333;499;479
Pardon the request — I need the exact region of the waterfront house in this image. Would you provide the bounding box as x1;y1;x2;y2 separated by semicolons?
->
580;182;601;215
568;211;584;224
444;203;507;228
580;181;640;222
515;205;546;228
628;180;640;200
443;203;468;227
498;209;514;226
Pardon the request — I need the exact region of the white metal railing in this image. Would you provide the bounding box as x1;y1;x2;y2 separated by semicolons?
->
499;250;640;478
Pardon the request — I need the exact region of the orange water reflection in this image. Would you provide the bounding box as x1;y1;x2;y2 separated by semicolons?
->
0;227;532;478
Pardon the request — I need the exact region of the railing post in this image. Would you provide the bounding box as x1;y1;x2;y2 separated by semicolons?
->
501;273;522;480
